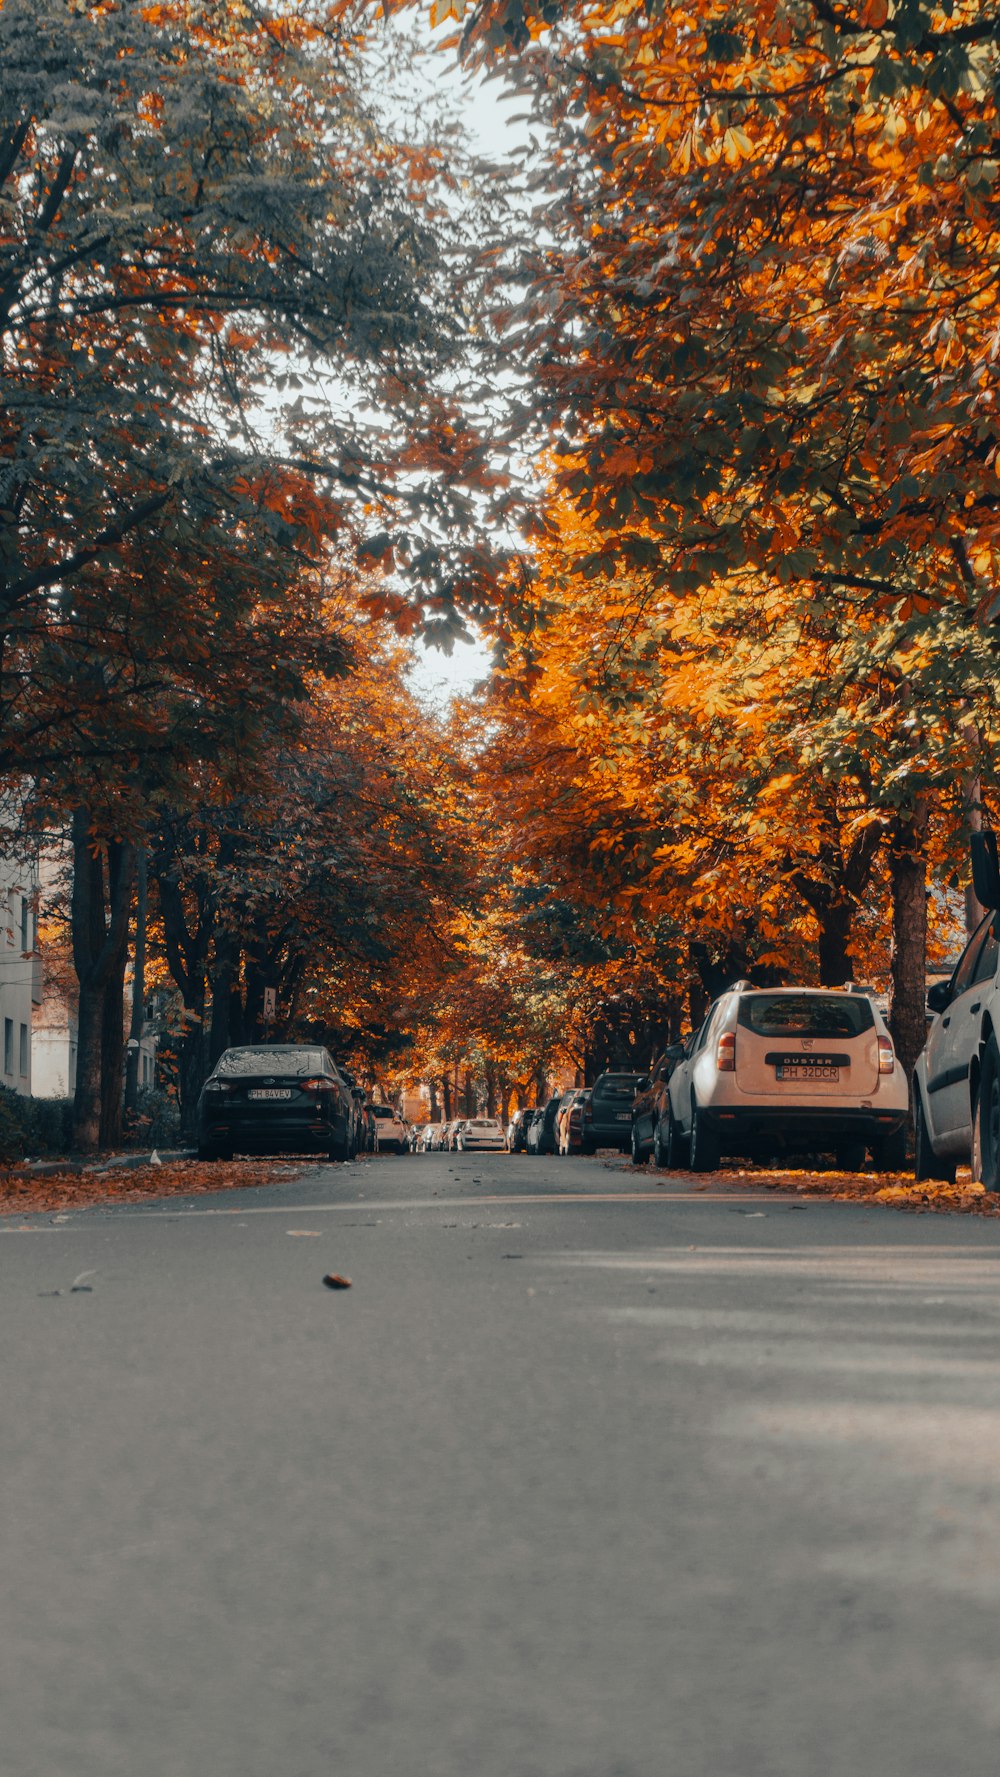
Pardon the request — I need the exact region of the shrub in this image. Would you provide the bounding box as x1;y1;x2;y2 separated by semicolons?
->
126;1086;181;1149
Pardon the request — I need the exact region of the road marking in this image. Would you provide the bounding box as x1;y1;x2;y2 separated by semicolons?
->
119;1191;809;1219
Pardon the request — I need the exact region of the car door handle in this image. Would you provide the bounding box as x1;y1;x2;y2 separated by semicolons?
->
970;1002;981;1015
942;1016;951;1027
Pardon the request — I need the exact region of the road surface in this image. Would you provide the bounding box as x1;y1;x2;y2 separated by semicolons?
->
4;1149;1000;1777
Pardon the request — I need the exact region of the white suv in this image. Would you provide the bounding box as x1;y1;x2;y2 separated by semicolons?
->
661;985;908;1172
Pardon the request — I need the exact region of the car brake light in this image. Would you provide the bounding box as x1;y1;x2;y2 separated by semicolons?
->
877;1036;895;1075
717;1032;736;1072
583;1102;593;1120
204;1079;235;1094
302;1077;335;1094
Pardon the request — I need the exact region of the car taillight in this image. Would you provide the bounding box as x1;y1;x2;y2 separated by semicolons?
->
717;1032;736;1072
583;1102;593;1120
877;1036;895;1075
302;1077;335;1094
204;1079;234;1095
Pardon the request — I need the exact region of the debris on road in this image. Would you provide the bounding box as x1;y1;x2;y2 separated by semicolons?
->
322;1273;352;1290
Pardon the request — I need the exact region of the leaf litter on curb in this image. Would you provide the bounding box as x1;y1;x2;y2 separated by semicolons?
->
0;1158;310;1218
624;1159;1000;1218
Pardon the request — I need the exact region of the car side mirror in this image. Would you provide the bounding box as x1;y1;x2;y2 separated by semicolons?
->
927;980;951;1014
664;1043;686;1061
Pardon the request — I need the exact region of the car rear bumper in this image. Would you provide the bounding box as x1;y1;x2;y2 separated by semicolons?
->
702;1104;906;1147
459;1139;506;1150
199;1109;339;1152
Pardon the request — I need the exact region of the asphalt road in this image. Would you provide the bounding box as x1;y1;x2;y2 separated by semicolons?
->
4;1149;1000;1777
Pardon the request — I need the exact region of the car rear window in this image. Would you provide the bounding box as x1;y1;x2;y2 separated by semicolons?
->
737;995;874;1039
216;1048;325;1077
469;1119;501;1128
370;1106;395;1119
592;1074;647;1100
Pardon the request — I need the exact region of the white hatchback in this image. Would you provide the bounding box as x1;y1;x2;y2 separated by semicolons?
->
456;1117;506;1152
370;1105;408;1153
662;985;909;1173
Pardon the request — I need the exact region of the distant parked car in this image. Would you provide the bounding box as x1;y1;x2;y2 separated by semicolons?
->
420;1123;443;1152
557;1089;590;1155
525;1108;547;1154
369;1104;408;1154
457;1117;506;1152
526;1101;561;1155
506;1108;531;1153
664;984;908;1172
631;1050;686;1165
197;1044;353;1161
581;1071;651;1155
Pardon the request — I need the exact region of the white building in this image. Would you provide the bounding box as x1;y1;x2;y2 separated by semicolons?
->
0;853;42;1096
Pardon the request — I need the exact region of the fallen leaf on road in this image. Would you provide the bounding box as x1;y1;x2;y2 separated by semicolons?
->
322;1273;352;1290
286;1230;321;1237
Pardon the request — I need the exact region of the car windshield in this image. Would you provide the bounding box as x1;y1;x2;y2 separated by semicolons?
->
737;994;874;1038
370;1106;395;1119
216;1048;325;1077
592;1075;647;1100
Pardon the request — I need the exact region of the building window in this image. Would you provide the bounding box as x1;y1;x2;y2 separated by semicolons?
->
18;1022;27;1078
4;1018;13;1075
19;897;29;953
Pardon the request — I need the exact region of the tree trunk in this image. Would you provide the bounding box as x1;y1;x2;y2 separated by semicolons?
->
124;848;147;1122
463;1068;474;1117
888;812;928;1099
99;848;130;1148
428;1079;440;1121
71;812;135;1153
816;901;853;987
485;1062;497;1119
209;928;238;1067
441;1075;453;1121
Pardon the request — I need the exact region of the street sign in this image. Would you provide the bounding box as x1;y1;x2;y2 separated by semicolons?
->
263;987;276;1019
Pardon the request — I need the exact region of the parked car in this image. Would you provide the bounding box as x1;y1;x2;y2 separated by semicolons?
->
631;1049;686;1165
558;1089;591;1155
197;1044;353;1161
913;848;1000;1186
525;1107;548;1154
457;1116;506;1151
419;1122;443;1151
445;1119;468;1151
369;1104;408;1153
525;1099;562;1155
581;1071;652;1154
663;984;908;1172
506;1108;532;1153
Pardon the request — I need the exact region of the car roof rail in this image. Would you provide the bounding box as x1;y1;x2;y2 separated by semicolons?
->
730;979;752;993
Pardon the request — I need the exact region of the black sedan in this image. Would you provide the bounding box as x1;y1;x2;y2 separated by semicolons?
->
197;1045;353;1161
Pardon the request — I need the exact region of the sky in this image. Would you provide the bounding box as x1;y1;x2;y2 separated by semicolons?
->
386;15;532;710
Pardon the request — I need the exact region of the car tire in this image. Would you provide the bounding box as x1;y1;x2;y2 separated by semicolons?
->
689;1101;721;1173
664;1105;688;1170
328;1130;351;1162
197;1143;229;1161
973;1035;1000;1190
652;1118;667;1168
581;1138;595;1156
913;1089;956;1184
630;1123;647;1166
870;1126;907;1173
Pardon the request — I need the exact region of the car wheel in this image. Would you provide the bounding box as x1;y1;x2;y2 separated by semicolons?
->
973;1035;1000;1190
652;1117;667;1168
328;1131;351;1162
581;1138;595;1156
197;1143;228;1161
664;1104;689;1169
630;1123;647;1166
914;1090;956;1184
689;1101;721;1173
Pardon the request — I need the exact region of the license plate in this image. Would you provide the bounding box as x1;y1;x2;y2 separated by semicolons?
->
248;1088;292;1100
615;1112;631;1121
776;1065;839;1082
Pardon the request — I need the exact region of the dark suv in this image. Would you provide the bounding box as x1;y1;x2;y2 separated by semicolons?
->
582;1071;651;1154
197;1045;353;1160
